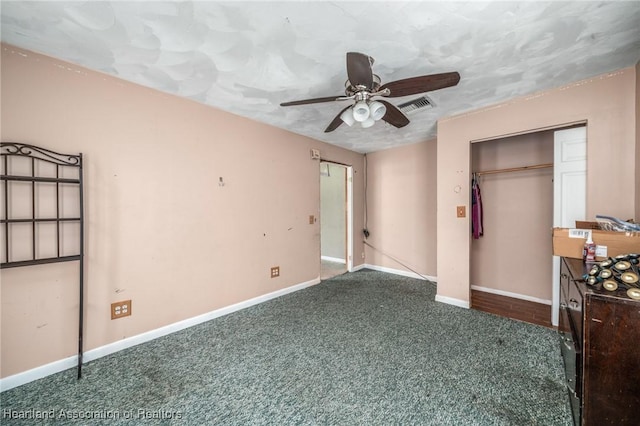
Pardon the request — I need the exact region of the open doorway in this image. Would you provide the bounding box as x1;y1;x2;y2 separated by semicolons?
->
320;161;352;280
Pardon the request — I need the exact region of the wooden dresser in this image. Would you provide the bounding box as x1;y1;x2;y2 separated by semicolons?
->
559;257;640;425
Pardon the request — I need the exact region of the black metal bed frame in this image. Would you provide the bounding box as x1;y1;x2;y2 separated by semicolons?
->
1;142;85;379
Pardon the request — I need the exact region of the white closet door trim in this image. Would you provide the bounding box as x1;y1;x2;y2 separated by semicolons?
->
552;126;587;327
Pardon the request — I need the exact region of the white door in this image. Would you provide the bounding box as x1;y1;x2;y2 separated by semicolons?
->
551;126;587;326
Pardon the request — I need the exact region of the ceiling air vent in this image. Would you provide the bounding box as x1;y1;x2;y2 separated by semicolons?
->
397;96;436;113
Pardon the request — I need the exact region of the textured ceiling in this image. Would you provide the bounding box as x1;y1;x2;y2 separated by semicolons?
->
2;1;640;153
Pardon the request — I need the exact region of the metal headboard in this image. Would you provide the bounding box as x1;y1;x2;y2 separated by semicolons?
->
1;142;85;379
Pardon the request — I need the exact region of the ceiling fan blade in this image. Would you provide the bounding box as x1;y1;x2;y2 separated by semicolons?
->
346;52;374;89
280;95;344;107
380;72;460;97
379;100;410;128
324;106;352;133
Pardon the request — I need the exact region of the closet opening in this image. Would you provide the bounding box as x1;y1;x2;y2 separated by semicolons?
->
470;131;554;326
470;130;554;326
320;161;353;280
469;124;586;327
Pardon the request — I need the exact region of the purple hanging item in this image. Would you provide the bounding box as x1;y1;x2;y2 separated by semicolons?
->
472;175;484;239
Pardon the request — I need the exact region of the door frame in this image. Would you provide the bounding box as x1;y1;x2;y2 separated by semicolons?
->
551;125;587;326
319;161;353;272
346;165;353;272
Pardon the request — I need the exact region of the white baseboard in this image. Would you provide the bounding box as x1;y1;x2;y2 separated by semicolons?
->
321;256;346;264
0;355;78;392
471;285;552;305
350;263;367;272
361;263;437;282
0;277;321;392
435;294;471;309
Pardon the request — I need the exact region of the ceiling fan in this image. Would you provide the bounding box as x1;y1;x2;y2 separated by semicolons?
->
280;52;460;133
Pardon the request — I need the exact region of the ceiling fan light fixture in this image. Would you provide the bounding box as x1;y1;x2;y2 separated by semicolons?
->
369;100;386;121
340;108;355;126
280;52;460;133
360;116;376;128
352;101;370;122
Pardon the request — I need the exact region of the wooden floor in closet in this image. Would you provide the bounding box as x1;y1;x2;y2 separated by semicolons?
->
471;290;552;328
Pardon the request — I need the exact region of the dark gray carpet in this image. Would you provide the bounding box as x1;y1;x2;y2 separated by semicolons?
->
1;270;572;425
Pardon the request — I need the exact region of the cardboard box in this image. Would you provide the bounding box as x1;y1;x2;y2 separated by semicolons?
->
553;228;640;260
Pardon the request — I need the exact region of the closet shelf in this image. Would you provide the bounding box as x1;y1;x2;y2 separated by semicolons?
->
475;163;553;176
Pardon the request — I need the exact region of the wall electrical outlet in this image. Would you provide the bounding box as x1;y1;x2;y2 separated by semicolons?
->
271;266;280;278
111;300;132;319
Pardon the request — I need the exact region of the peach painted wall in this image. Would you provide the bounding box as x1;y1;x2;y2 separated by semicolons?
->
471;131;554;301
364;139;437;277
0;45;364;378
437;67;637;305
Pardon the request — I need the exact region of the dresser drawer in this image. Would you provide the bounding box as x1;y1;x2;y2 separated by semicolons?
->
560;258;572;302
559;306;582;397
566;276;583;342
559;307;582;425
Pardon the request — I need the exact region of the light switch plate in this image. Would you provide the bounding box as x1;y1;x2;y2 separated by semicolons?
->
457;206;466;218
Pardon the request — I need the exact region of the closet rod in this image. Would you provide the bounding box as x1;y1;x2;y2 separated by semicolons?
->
475;163;553;176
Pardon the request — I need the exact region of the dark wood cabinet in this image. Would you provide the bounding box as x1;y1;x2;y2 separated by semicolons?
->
559;257;640;425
